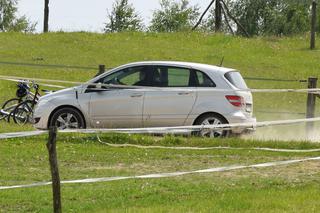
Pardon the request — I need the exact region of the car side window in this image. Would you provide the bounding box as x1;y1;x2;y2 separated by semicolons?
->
194;70;216;87
151;66;216;87
168;67;190;87
97;66;151;86
152;66;192;87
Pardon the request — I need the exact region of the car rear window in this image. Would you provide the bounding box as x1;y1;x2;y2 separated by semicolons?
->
224;71;248;89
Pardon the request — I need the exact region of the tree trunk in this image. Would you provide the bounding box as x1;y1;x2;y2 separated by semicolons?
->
215;0;222;32
44;0;49;33
310;0;317;50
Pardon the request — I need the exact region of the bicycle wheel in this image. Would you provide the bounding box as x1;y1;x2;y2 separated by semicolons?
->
12;100;35;125
13;107;30;125
0;98;21;122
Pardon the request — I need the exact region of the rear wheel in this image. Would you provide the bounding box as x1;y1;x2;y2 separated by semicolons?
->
0;98;21;122
194;113;230;138
49;107;85;130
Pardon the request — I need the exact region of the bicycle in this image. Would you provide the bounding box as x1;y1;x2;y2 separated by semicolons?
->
12;82;41;125
0;81;30;122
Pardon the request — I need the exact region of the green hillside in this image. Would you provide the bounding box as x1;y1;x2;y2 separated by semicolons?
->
1;32;320;212
0;32;319;82
0;32;319;126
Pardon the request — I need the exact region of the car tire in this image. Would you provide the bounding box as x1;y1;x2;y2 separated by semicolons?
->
194;113;230;138
49;107;85;130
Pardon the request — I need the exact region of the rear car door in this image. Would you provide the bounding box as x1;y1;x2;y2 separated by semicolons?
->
143;66;197;127
88;66;152;128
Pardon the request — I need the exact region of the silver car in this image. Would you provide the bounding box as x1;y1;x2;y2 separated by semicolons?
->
33;61;256;137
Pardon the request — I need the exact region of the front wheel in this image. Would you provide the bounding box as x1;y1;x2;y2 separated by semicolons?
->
194;114;230;138
49;107;85;130
12;100;34;125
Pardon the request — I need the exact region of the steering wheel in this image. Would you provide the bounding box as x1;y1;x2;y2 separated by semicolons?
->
114;77;125;85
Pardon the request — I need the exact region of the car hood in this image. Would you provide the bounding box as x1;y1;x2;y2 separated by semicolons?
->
39;86;79;102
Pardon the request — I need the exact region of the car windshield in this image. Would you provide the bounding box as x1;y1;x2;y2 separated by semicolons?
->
224;71;248;89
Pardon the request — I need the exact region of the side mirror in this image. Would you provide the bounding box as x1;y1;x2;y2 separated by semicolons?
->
96;82;102;89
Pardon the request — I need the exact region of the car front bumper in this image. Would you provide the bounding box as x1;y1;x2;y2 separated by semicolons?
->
33;100;57;130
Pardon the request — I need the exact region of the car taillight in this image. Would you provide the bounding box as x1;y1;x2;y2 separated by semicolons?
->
226;95;245;107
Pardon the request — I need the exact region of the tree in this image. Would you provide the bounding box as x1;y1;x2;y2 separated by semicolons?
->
0;0;35;32
200;0;234;33
104;0;143;33
230;0;310;36
149;0;200;32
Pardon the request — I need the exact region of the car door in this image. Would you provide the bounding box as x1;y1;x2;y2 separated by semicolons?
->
143;66;197;127
88;66;152;128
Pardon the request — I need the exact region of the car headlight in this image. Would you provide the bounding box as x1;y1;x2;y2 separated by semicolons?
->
35;99;49;109
34;99;53;115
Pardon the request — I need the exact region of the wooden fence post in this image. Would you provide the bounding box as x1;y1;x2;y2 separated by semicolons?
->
310;0;317;50
95;64;105;77
306;77;318;136
99;64;105;74
94;64;106;77
47;127;62;213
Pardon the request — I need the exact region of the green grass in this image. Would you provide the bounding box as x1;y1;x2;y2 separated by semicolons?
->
1;134;320;212
0;32;320;212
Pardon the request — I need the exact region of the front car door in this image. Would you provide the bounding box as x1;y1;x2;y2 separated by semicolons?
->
87;66;152;128
143;66;197;127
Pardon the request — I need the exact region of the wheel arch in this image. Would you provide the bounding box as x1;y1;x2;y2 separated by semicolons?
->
47;105;86;129
193;112;229;125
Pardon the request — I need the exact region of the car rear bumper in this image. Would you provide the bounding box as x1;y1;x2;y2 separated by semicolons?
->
225;112;256;134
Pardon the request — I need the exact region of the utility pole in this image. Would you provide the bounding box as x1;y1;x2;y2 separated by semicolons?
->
44;0;49;32
215;0;222;32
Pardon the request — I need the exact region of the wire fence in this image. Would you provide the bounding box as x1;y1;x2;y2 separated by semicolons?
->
0;60;308;83
0;61;318;119
0;60;98;70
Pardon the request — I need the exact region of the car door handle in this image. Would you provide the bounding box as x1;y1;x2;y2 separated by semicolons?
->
178;92;192;95
130;93;143;98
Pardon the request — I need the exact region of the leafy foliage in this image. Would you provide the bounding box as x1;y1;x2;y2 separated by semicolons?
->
104;0;143;33
0;0;35;32
230;0;311;36
149;0;200;32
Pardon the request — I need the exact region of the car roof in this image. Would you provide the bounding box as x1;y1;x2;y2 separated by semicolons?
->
88;61;237;83
123;61;236;74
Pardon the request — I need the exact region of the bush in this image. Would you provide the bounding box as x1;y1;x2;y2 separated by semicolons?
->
104;0;143;33
149;0;200;32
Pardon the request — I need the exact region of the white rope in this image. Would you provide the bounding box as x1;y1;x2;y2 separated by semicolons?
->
0;75;81;85
1;78;67;89
0;117;320;140
1;156;319;190
96;136;320;153
1;75;320;94
61;117;320;134
0;131;47;139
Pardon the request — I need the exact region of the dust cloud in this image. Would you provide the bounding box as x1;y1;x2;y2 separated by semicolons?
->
242;112;320;142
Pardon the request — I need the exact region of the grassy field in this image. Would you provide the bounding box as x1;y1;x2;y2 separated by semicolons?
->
1;134;320;212
0;32;320;212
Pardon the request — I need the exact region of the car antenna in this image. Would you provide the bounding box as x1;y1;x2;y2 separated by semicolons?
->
219;56;224;67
